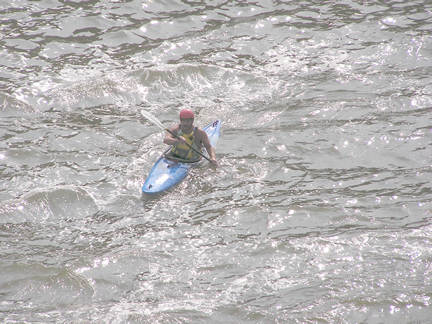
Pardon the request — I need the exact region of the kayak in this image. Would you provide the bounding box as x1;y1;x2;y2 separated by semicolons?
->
142;120;221;194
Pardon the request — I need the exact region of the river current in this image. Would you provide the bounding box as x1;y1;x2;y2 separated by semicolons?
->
1;0;432;323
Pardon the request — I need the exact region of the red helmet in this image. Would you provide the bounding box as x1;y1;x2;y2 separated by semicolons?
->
179;109;194;119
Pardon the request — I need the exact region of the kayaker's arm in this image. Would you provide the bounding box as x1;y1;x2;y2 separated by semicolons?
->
163;127;184;146
200;130;218;166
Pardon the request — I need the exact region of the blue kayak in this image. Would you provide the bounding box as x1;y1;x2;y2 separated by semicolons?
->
142;120;221;194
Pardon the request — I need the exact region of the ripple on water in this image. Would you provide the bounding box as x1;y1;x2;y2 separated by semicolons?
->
0;186;98;224
0;263;93;312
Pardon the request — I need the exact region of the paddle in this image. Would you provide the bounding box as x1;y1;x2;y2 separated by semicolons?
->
141;110;214;164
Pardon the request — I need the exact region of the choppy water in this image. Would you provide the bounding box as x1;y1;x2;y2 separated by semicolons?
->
1;0;432;323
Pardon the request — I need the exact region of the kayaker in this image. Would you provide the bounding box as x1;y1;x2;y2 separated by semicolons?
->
163;109;218;166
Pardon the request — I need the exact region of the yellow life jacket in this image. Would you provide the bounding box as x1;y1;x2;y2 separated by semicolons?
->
170;127;201;161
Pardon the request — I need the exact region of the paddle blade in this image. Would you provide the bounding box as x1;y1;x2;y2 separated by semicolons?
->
141;110;166;130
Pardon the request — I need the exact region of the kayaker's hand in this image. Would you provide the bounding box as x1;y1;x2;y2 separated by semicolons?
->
177;136;187;144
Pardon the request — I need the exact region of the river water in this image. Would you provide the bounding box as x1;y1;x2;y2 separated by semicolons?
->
1;0;432;323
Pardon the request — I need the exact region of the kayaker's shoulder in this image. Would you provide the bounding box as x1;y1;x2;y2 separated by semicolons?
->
195;127;209;137
168;124;180;132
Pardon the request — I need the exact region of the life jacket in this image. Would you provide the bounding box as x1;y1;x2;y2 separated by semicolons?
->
170;127;201;161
